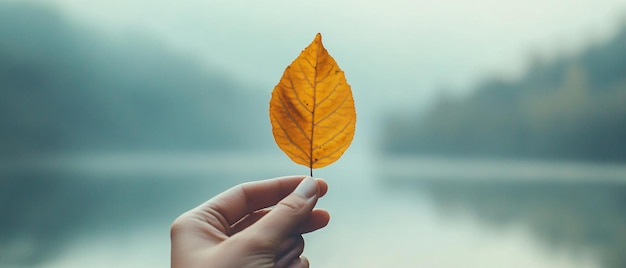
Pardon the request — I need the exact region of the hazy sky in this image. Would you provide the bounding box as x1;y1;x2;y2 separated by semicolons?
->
23;0;626;113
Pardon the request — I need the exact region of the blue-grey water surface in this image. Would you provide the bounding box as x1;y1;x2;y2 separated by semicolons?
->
2;153;625;268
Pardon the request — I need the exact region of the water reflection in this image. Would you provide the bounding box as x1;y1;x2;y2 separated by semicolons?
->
0;169;227;265
0;153;304;267
386;171;626;268
2;155;624;267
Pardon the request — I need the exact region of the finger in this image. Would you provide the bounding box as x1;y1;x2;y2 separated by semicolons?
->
275;235;303;258
287;256;309;268
229;209;270;235
197;176;327;226
230;208;330;236
295;209;331;234
275;236;305;268
316;178;329;197
243;177;319;247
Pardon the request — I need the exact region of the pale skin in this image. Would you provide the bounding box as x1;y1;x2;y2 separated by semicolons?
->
171;176;330;268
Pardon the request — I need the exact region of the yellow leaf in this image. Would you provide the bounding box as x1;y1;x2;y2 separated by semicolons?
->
269;33;356;175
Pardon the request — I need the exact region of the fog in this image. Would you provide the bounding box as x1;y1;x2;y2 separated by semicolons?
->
2;1;626;267
37;0;626;109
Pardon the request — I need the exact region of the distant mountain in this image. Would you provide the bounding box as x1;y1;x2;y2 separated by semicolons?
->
0;3;269;158
382;25;626;162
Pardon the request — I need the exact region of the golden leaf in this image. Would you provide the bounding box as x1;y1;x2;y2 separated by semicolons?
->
269;33;356;175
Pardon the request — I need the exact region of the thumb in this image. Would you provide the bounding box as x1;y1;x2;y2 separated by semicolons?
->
242;177;319;247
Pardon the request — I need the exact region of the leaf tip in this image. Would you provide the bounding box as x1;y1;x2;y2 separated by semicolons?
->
315;32;322;42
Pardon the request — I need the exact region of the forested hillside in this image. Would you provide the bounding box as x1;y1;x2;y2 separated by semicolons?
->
0;3;267;158
383;26;626;162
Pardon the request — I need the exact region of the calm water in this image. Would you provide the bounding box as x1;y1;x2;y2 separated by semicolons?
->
1;153;625;268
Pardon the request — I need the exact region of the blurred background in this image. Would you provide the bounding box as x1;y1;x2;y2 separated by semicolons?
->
2;0;626;267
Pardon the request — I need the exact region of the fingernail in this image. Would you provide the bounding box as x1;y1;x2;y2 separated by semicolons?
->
293;177;317;198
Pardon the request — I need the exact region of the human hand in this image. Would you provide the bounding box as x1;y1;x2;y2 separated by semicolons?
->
171;176;330;268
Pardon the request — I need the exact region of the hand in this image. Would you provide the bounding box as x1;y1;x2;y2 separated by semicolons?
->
170;176;330;268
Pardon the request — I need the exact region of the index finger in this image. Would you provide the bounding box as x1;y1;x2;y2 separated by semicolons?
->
198;176;328;227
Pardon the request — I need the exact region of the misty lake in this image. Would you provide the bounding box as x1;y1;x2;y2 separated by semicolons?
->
1;153;625;268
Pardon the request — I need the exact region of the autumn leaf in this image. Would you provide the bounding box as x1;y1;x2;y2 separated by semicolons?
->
269;33;356;175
